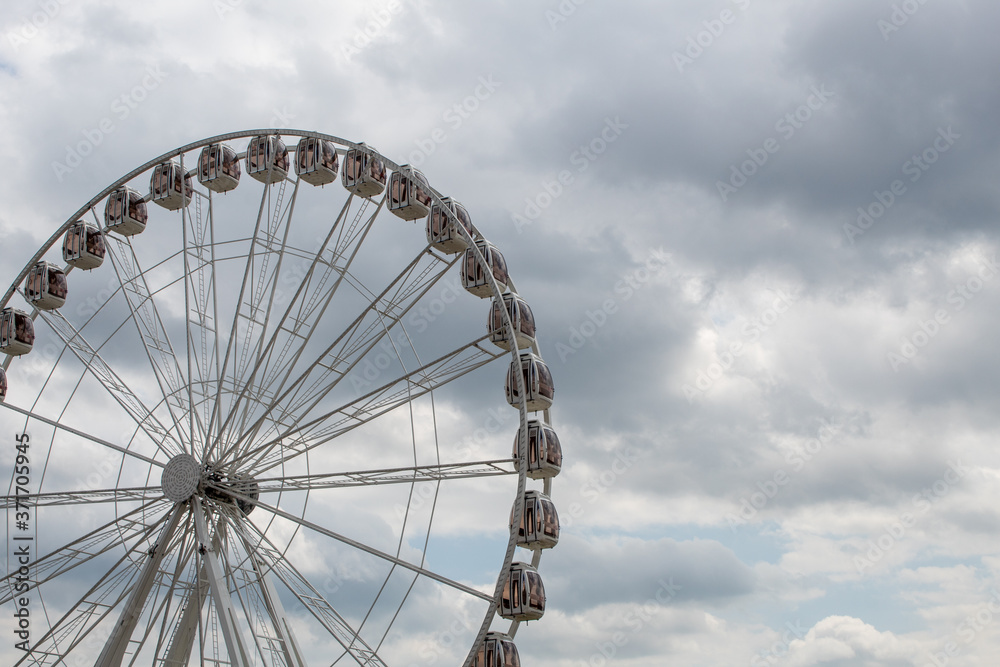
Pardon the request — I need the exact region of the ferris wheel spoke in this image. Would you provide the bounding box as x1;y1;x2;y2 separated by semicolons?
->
219;246;457;465
0;401;166;468
103;234;201;450
242;496;493;603
241;334;504;476
9;506;178;666
0;485;161;509
0;498;171;605
251;459;516;494
229;513;388;667
222;513;309;667
31;306;185;459
181;191;224;452
215;192;378;461
211;177;297;453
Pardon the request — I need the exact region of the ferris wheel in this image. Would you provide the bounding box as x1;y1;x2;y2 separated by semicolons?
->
0;130;563;667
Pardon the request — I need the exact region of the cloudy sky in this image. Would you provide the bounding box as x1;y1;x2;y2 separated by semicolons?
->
2;0;1000;665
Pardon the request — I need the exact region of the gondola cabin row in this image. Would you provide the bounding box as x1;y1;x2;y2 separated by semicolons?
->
489;294;536;351
0;367;6;402
499;562;545;622
514;419;563;479
247;135;289;184
1;308;33;356
462;240;508;298
63;222;105;270
24;261;67;311
342;145;386;197
296;137;339;186
388;166;432;221
474;633;520;667
505;353;554;412
105;186;148;236
151;161;193;210
199;143;241;193
428;197;473;254
512;490;560;550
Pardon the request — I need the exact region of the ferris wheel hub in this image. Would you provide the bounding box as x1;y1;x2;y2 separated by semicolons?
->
161;453;201;502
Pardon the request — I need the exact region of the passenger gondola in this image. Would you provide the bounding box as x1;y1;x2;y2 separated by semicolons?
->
513;419;563;479
512;490;560;550
499;562;546;622
474;632;520;667
62;221;105;270
0;366;6;402
505;353;554;412
150;160;194;210
24;261;67;311
0;308;34;356
388;166;432;220
427;197;473;254
104;186;148;236
462;240;508;298
246;135;290;184
198;143;241;193
341;144;387;197
295;137;339;186
489;293;536;351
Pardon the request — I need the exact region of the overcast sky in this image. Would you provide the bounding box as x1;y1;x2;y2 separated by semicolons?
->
2;1;1000;666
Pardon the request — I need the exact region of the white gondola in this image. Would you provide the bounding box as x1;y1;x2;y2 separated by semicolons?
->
62;221;105;270
499;562;546;622
104;186;148;236
295;137;339;186
427;197;473;254
246;135;290;184
342;144;387;197
150;161;194;210
388;166;432;220
0;366;6;402
512;490;560;550
198;143;241;193
505;353;554;412
474;632;520;667
462;240;508;298
0;308;34;356
513;419;563;479
489;293;535;351
24;261;67;311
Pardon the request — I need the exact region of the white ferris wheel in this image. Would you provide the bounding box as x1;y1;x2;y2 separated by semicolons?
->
0;130;562;667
